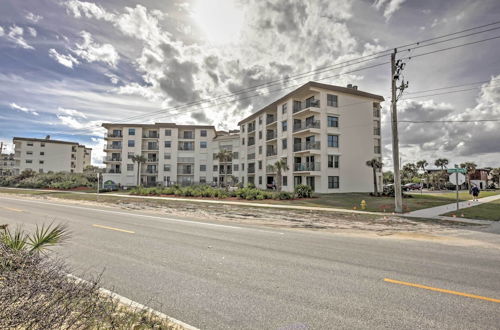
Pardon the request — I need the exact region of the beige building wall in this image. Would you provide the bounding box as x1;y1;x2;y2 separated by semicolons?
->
13;137;91;174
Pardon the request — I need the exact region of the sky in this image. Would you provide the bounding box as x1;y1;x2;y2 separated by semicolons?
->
0;0;499;168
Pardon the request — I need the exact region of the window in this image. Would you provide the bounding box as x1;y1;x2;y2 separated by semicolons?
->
128;152;134;159
127;164;134;171
128;140;135;147
183;131;194;139
373;103;381;117
328;155;340;168
327;94;338;107
164;164;171;171
41;143;45;147
200;141;207;148
328;135;339;148
40;152;44;156
164;153;171;160
233;152;239;159
327;116;339;128
27;142;33;146
258;160;262;170
201;130;207;137
213;165;218;171
259;176;262;184
242;163;245;171
283;176;288;186
39;160;44;164
26;151;33;155
282;138;287;149
233;164;239;171
128;128;135;135
328;176;340;189
200;164;206;171
165;129;171;136
164;141;171;148
179;142;194;150
242;126;245;133
259;146;262;155
374;138;381;154
26;160;32;164
282;120;288;131
242;138;245;145
282;103;287;114
259;131;262;140
200;177;207;184
258;116;262;125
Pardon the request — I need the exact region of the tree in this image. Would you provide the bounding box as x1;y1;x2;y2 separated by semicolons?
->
402;163;418;183
416;160;428;172
83;165;103;173
131;155;147;187
383;171;394;184
490;168;500;187
460;162;477;189
434;158;449;170
366;158;383;195
271;158;289;191
215;149;232;188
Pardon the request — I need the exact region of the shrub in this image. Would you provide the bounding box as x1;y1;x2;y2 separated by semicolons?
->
294;184;313;198
274;191;293;200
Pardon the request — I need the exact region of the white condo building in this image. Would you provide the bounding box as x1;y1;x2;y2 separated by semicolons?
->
102;81;384;193
13;136;92;174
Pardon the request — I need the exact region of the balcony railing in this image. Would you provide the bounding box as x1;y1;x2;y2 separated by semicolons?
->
248;139;255;146
266;149;277;157
178;133;194;139
247;153;255;160
374;146;381;154
143;169;158;174
143;145;159;150
177;169;194;175
294;162;321;171
248;126;256;133
373;128;381;135
146;158;158;163
104;156;122;162
293;141;321;152
178;145;195;151
266;165;275;173
293;100;320;113
104;144;122;150
293;120;320;132
247;167;255;174
266;131;277;140
105;132;123;138
178;157;195;163
266;117;277;125
106;169;121;174
142;133;159;138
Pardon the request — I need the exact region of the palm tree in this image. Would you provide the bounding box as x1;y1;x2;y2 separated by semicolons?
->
271;158;289;191
131;155;147;187
491;168;500;187
434;158;449;170
366;158;383;195
460;162;477;189
215;149;232;188
1;223;69;254
416;160;428;188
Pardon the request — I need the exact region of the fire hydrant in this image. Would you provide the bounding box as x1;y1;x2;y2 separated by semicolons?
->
360;200;367;210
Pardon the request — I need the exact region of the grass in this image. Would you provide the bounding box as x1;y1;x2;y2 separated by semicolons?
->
442;198;500;221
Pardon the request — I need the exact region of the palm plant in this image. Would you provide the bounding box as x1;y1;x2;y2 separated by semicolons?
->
1;223;69;253
434;158;449;170
215;149;232;188
460;162;477;189
491;168;500;187
271;158;289;191
366;158;382;195
131;155;147;187
416;160;428;188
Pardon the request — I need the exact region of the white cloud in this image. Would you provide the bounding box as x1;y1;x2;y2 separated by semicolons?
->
0;27;4;37
27;27;37;37
3;25;34;49
57;114;102;136
73;31;119;67
25;12;43;23
57;107;87;118
373;0;407;20
65;0;115;21
105;73;119;84
9;102;39;116
49;48;80;68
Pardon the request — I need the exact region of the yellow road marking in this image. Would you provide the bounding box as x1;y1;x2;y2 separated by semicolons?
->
92;224;135;234
1;206;23;212
384;278;500;303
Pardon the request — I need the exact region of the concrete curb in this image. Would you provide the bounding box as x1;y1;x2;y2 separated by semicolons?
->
67;274;199;330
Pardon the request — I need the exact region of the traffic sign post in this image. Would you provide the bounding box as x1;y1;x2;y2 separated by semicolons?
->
448;166;466;211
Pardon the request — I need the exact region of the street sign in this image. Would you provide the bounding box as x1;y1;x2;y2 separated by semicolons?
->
449;173;466;185
447;168;467;174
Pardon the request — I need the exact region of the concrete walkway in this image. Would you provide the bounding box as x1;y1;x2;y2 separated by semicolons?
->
405;193;500;218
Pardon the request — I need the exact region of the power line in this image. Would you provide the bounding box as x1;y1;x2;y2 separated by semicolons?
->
405;78;499;94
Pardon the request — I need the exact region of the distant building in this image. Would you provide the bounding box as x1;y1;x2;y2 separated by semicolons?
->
13;136;91;174
0;153;15;176
468;169;490;190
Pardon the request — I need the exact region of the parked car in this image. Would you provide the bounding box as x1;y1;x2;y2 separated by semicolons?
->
403;183;422;191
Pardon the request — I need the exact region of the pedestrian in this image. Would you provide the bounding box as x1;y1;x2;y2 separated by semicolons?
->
471;185;480;201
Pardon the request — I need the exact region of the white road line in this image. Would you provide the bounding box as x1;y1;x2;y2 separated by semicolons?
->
0;197;283;235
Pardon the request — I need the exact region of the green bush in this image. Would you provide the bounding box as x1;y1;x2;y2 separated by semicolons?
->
294;184;313;198
274;191;293;200
0;171;96;190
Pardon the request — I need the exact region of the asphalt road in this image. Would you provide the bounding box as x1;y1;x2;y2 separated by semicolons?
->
1;196;500;330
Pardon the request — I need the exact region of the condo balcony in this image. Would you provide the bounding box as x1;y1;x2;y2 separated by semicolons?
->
293;99;321;117
294;162;321;172
293;120;320;133
142;144;159;151
142;169;158;174
293;141;321;153
143;131;159;139
266;148;277;157
104;144;122;150
266;131;277;141
105;132;123;139
104;156;122;162
266;115;277;126
177;168;194;175
106;168;121;174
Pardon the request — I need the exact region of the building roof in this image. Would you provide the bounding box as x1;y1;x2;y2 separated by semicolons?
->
13;137;89;148
102;122;216;130
237;81;385;125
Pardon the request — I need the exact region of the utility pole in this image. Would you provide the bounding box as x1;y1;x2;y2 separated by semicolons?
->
391;48;405;213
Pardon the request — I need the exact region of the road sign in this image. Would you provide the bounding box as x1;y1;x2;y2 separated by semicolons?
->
449;173;466;185
447;168;467;174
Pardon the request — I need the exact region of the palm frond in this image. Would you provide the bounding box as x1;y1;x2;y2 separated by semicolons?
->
28;223;70;253
1;226;29;251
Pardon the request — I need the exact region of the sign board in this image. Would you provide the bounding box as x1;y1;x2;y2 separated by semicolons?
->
447;168;467;174
449;173;466;185
103;180;117;190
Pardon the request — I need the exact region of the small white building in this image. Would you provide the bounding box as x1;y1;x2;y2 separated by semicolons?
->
13;136;91;174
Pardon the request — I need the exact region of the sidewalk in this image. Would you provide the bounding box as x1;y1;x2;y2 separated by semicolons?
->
404;194;500;218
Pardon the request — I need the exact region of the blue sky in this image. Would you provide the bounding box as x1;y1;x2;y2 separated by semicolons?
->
1;0;499;167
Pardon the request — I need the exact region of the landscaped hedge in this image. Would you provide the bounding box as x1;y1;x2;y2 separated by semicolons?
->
129;184;297;200
0;170;97;190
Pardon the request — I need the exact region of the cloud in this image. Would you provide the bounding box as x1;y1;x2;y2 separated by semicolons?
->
56;114;102;136
2;25;34;49
25;12;43;23
373;0;407;20
73;31;119;67
27;27;37;37
65;0;115;21
0;27;4;37
49;48;80;68
9;102;39;116
57;107;87;118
